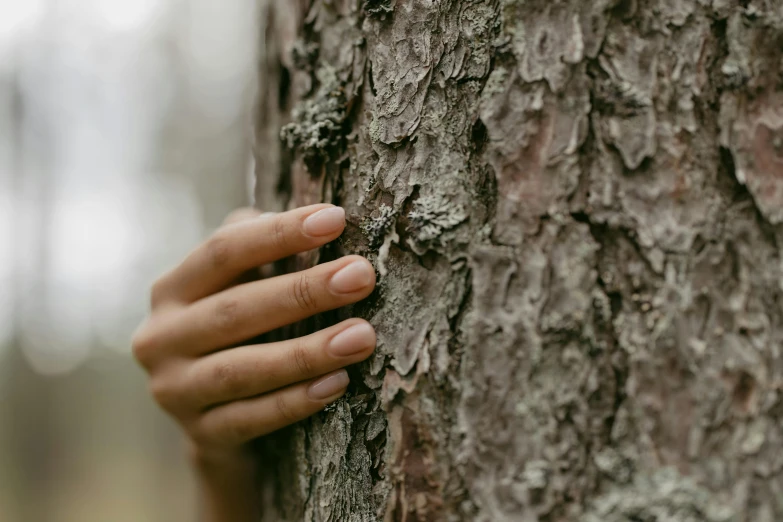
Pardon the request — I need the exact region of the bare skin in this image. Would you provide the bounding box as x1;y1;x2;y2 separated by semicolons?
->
132;204;376;521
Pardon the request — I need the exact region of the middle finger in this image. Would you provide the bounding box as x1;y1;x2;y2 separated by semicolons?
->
158;255;376;357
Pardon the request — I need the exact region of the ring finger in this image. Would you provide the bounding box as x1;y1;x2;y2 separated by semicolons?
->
144;255;376;360
184;319;376;409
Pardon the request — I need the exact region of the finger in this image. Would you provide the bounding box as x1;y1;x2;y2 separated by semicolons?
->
152;204;345;306
185;319;375;409
224;209;277;283
134;255;375;366
221;207;263;226
195;370;350;445
157;255;376;357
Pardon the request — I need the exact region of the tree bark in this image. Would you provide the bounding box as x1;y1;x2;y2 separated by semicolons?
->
253;1;783;520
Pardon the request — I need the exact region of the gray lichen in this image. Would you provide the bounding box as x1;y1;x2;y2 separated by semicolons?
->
406;193;467;249
583;468;736;522
362;0;393;17
361;204;398;249
280;65;346;162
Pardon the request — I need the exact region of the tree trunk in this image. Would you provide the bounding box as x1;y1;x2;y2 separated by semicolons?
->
253;1;783;520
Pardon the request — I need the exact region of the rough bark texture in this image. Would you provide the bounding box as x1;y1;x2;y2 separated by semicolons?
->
253;1;783;521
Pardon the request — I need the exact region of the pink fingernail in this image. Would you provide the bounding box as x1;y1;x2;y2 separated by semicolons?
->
303;207;345;237
329;323;376;357
308;370;349;401
329;260;374;294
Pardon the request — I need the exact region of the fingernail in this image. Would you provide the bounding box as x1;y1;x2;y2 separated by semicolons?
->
308;369;349;401
329;260;374;294
303;207;345;237
329;323;376;357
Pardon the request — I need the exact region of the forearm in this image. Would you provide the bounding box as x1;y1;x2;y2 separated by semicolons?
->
190;446;261;522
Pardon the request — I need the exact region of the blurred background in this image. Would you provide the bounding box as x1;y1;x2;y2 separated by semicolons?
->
0;0;259;519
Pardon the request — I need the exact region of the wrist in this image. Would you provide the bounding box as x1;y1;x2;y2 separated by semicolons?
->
186;440;255;474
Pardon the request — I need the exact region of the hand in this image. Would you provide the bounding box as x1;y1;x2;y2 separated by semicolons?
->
132;204;376;464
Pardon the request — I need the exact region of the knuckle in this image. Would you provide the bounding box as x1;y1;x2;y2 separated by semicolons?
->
188;432;212;452
213;298;241;333
204;233;233;270
189;418;217;447
272;214;289;251
131;325;158;368
275;393;298;425
184;434;210;461
290;273;317;313
212;362;245;398
149;278;168;309
289;340;315;377
148;377;178;412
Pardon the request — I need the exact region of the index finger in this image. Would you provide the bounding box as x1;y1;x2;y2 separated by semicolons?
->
152;204;345;306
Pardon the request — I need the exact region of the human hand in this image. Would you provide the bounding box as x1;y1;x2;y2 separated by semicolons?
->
132;204;376;464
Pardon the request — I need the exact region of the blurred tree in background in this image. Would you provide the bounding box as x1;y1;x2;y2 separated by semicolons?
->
0;1;257;520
